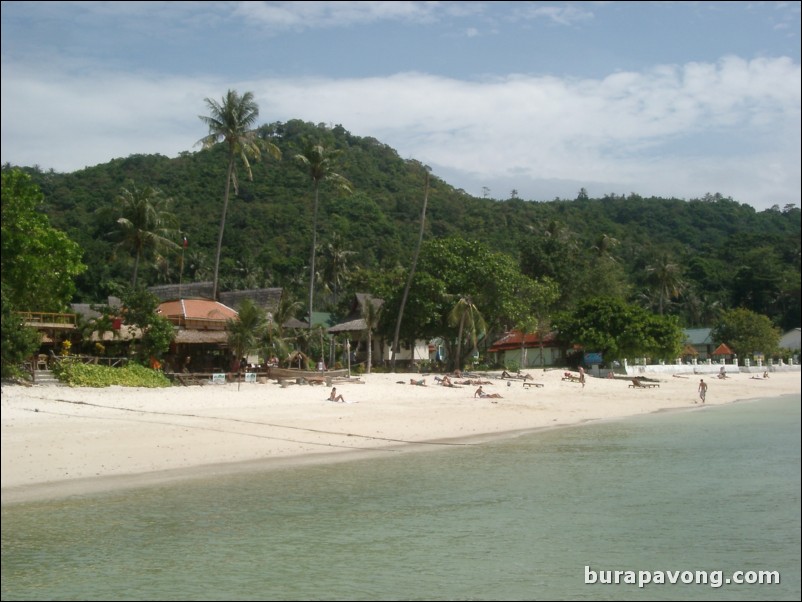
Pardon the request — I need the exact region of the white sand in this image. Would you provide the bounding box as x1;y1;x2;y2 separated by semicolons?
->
2;370;799;503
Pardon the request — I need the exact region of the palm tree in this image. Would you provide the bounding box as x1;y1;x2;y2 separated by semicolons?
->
361;295;381;375
391;166;430;372
294;141;352;330
226;299;267;385
320;233;356;308
448;295;486;372
197;90;281;300
112;183;179;287
264;294;303;361
646;254;685;315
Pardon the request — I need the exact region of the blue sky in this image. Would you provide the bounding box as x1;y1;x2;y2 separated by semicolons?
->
2;1;800;210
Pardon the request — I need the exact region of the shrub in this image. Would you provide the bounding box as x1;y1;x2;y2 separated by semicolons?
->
53;360;172;388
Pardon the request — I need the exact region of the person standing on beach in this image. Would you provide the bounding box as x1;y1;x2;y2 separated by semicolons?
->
697;379;708;403
578;366;586;388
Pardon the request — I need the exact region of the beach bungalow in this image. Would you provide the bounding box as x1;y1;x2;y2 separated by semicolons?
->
682;328;716;360
157;298;238;373
487;330;562;368
328;293;384;369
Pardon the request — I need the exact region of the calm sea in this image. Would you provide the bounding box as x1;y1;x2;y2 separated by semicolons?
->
2;394;799;601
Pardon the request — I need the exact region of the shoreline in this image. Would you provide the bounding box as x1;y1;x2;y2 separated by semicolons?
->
2;370;799;505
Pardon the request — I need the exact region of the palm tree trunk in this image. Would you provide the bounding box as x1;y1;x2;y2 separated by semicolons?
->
455;312;465;371
212;157;235;300
309;181;320;332
391;170;429;372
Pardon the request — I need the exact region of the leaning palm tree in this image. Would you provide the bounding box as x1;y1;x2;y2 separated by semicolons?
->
112;183;179;287
448;295;486;372
198;90;281;300
294;141;352;332
391;166;430;372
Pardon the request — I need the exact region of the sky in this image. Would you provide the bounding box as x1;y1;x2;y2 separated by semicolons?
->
1;1;800;210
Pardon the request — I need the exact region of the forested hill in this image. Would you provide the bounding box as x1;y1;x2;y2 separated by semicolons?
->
6;119;801;330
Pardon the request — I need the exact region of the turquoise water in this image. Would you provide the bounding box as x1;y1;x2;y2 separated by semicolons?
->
2;395;799;601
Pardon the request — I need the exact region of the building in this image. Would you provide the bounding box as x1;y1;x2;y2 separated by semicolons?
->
487;330;562;368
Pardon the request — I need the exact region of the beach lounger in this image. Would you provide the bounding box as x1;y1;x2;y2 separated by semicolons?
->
628;378;659;389
523;382;544;388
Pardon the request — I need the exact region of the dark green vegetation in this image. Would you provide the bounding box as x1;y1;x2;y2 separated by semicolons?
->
3;118;800;368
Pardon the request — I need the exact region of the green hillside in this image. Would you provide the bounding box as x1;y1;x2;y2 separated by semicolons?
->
5;118;800;331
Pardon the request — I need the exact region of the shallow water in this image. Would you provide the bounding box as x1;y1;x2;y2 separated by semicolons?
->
2;395;799;601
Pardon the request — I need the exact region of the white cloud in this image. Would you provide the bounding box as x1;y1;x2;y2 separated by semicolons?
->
2;55;799;208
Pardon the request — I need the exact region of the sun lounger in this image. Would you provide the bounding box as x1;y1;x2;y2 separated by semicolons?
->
523;382;544;388
629;378;659;389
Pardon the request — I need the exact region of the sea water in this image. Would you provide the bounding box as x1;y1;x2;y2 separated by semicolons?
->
2;394;799;601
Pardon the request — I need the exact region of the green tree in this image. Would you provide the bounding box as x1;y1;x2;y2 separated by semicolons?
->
712;308;781;358
0;169;86;312
227;299;267;373
198;90;281;299
554;297;683;364
448;295;486;371
294;141;352;331
264;294;303;362
112;182;180;287
94;286;175;364
646;253;685;315
320;233;356;309
1;290;42;379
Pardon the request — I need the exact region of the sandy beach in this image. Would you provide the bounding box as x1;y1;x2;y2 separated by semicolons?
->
2;369;799;504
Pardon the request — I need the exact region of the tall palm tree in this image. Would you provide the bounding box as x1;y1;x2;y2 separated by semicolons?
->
391;166;430;372
294;141;352;331
361;295;381;375
448;295;486;372
197;90;281;300
112;183;179;287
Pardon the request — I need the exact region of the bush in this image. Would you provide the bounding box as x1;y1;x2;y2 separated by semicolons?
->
53;360;172;388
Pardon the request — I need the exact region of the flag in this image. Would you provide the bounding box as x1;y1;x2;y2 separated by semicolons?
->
182;236;188;248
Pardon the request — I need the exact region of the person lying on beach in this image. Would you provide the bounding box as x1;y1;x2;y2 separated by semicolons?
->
435;375;458;387
328;387;345;402
474;386;502;399
500;370;533;380
410;378;427;386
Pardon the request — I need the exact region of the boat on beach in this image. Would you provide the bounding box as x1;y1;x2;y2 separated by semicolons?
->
266;366;350;384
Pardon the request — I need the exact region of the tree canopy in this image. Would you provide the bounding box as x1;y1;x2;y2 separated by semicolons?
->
1;169;86;312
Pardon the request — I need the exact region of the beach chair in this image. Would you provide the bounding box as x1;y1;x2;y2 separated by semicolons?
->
628;378;659;389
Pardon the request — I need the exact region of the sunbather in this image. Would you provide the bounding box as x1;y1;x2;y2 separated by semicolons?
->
328;387;345;402
474;386;502;399
410;378;426;386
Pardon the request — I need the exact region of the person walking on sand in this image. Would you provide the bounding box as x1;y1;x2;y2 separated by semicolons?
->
578;366;586;388
329;387;345;403
697;379;708;404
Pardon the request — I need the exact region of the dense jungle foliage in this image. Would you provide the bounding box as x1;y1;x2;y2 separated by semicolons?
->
4;119;800;337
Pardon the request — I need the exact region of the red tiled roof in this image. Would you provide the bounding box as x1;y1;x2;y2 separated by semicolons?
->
158;299;238;322
488;330;558;352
